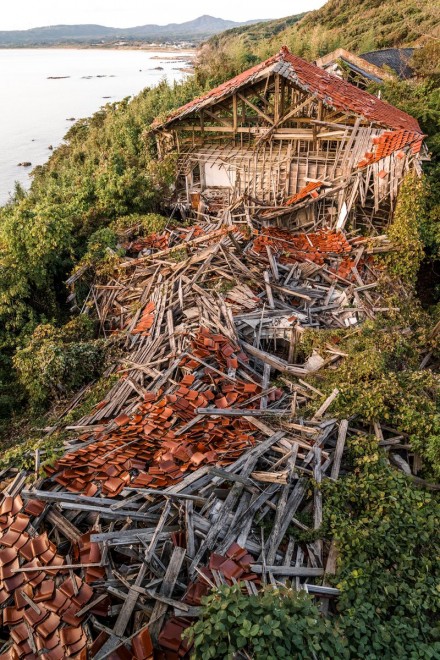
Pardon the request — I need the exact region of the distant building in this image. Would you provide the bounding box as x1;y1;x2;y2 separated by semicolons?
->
315;48;415;88
361;48;415;80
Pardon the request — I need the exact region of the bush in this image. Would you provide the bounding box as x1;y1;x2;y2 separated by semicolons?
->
185;584;347;660
385;172;425;286
323;437;440;659
13;316;107;409
301;310;440;478
110;212;168;236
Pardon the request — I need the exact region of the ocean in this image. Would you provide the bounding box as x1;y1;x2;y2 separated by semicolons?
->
0;48;192;205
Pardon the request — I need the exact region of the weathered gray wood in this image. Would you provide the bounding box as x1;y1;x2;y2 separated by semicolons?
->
217;483;280;555
263;478;308;557
145;500;171;563
189;436;279;573
149;546;186;644
266;446;298;564
196;407;288;417
45;507;82;544
242;341;307;376
260;363;271;410
91;528;179;544
113;562;148;637
312;388;339;420
185;500;195;559
208;466;255;487
306;584;340;596
59;502;157;522
251;565;324;576
331;419;348;479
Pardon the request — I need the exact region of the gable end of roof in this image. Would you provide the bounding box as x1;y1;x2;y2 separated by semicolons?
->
153;46;421;134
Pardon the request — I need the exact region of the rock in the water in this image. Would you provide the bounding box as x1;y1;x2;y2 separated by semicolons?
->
18;162;32;167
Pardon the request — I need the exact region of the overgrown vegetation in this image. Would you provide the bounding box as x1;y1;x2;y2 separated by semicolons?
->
0;77;203;424
188;438;440;660
0;9;439;658
13;316;108;410
185;585;348;659
197;0;439;85
299;303;440;477
324;437;440;659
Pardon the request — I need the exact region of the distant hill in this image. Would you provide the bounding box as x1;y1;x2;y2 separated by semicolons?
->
0;15;268;47
197;0;439;83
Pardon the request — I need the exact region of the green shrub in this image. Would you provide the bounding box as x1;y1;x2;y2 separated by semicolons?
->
13;316;107;409
111;212;168;236
385;173;425;286
323;436;440;659
300;309;440;477
185;584;347;659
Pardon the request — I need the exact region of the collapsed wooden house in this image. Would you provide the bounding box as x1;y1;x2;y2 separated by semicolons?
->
0;50;429;660
152;46;425;232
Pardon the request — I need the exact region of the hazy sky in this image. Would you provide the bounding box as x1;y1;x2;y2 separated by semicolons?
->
1;1;326;30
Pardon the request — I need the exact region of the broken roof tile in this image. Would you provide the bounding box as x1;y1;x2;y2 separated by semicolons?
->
154;46;421;133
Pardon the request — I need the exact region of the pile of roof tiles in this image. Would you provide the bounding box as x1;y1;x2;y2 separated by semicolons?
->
0;216;400;658
285;181;324;207
0;494;93;660
47;328;283;499
250;227;352;265
1;411;358;659
124;225;208;257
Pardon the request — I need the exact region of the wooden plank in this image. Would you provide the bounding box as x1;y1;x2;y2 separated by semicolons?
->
185;500;195;559
149;546;186;644
241;341;307;376
331;419;348;479
266;447;298;564
113;562;148;637
312;388;339;420
250;565;324;576
196;407;288;417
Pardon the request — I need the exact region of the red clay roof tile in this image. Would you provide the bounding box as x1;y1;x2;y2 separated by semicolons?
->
154;46;421;133
358;129;424;167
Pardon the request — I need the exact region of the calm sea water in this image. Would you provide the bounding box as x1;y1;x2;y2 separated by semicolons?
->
0;49;192;205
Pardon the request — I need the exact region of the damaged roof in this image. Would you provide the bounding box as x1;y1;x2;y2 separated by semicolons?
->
360;48;415;80
153;46;421;133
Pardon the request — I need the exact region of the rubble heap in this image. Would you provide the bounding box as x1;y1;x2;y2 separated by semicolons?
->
0;219;412;659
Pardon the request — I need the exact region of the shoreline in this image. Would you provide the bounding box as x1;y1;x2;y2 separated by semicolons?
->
0;48;192;205
0;44;197;53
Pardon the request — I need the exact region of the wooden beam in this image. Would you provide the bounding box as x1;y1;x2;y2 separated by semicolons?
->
202;107;233;128
237;93;273;125
274;74;281;123
251;565;324;576
330;419;348;479
149;546;186;644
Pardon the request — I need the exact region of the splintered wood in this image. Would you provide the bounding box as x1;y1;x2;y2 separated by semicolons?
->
0;219;407;658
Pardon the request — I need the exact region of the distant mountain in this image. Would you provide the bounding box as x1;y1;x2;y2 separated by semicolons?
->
0;15;268;47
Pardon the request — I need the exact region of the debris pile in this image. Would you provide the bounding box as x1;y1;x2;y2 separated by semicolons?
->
0;218;409;658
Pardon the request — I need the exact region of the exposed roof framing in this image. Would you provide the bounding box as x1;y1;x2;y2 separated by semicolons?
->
153;46;421;133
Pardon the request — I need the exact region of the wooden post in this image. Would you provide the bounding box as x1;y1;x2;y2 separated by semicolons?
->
274;74;281;124
233;94;238;134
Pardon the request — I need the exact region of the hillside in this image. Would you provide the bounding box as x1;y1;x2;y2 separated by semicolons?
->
197;0;439;83
0;1;439;657
0;15;268;47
